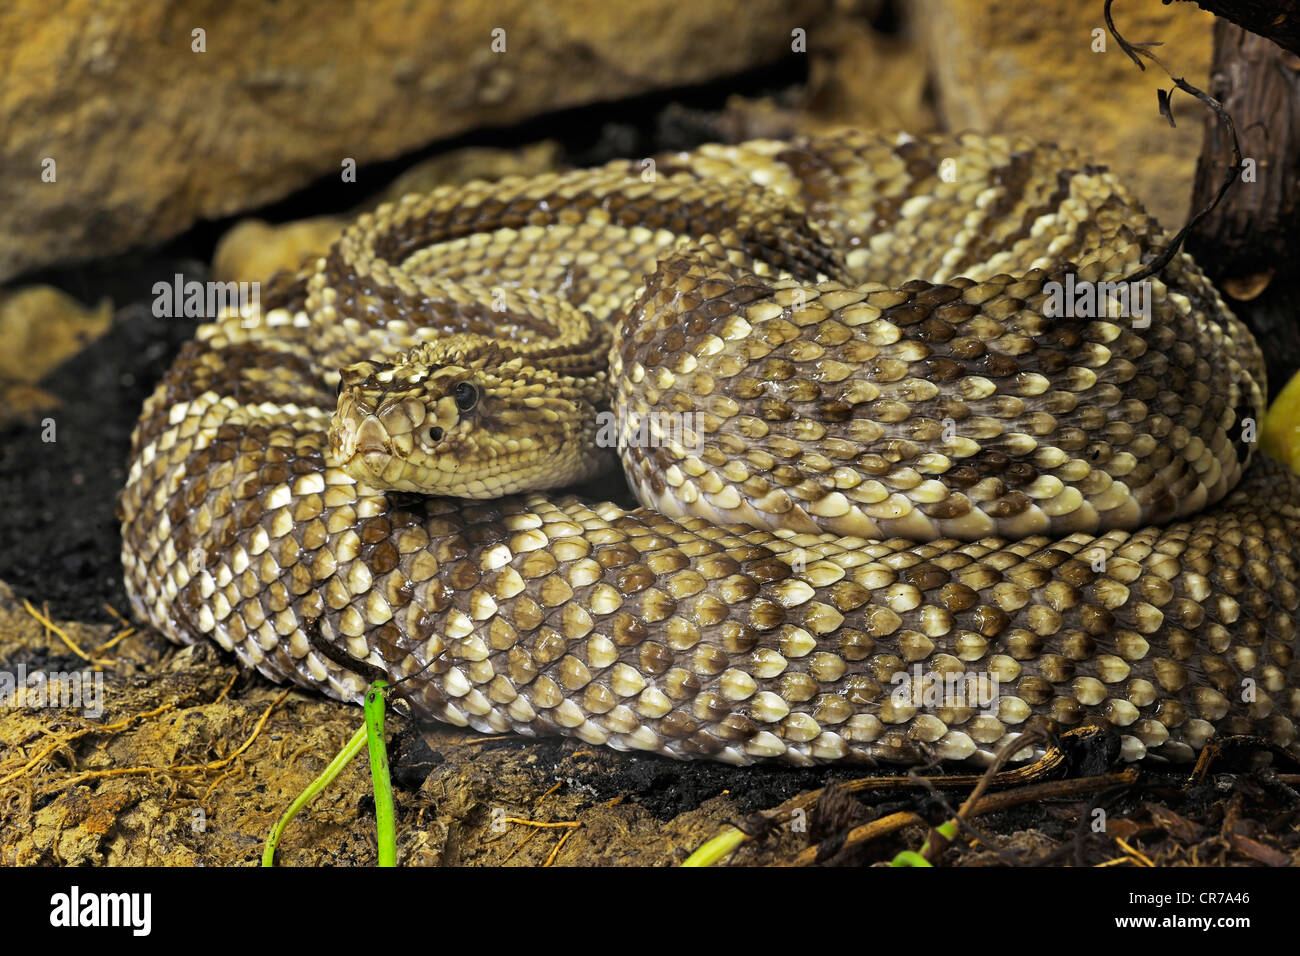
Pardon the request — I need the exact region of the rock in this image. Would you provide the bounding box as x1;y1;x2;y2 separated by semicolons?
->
913;0;1215;227
211;218;346;286
0;287;113;420
802;2;935;133
0;0;828;282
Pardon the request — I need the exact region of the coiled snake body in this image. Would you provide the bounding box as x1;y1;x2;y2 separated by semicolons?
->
120;131;1300;766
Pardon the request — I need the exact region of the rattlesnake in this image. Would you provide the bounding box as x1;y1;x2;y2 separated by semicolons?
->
119;130;1300;766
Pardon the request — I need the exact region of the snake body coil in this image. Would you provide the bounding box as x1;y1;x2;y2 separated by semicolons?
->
120;131;1300;765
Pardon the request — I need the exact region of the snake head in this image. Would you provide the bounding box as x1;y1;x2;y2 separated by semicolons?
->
328;350;610;498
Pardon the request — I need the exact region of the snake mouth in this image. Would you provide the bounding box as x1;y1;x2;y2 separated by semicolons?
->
333;416;390;459
331;412;403;484
358;448;392;476
344;443;423;491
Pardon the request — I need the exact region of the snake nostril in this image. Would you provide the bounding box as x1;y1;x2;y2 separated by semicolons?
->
428;426;444;443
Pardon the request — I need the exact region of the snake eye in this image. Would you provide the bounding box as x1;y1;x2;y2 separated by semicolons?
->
454;382;478;412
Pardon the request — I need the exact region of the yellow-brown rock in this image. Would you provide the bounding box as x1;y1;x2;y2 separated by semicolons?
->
211;219;346;286
914;0;1215;226
0;286;111;385
0;286;111;422
0;0;828;282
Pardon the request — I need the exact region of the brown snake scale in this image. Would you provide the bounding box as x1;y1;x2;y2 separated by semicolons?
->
120;131;1300;766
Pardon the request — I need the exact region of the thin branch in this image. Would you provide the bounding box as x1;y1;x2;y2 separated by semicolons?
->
1104;0;1244;282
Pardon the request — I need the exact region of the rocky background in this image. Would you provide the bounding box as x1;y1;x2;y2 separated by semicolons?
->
8;1;1291;869
0;0;1213;284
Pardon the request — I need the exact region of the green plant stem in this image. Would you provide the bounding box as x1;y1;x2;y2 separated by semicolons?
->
262;725;368;867
681;826;747;867
365;681;396;867
261;679;397;867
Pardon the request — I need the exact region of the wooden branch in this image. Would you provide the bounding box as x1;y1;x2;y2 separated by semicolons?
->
1168;0;1300;57
1186;19;1300;397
